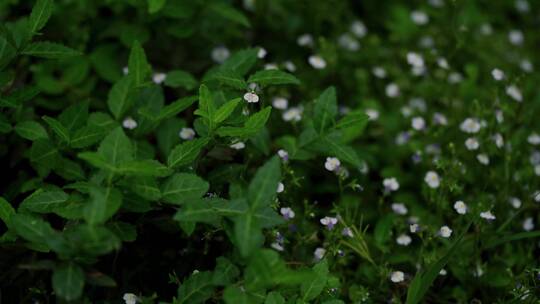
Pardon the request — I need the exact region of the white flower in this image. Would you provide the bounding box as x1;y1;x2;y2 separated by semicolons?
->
491;68;505;81
320;216;338;230
257;47;267;59
465;137;480;150
271;242;284;251
396;234;412;246
523;217;534;231
297;34;314;47
460;118;481;133
495;110;504;123
211;46;230;63
528;133;540;145
308;55;326;69
516;0;530;12
390;271;405;283
437;57;449;69
407;52;424;68
314;247;326;261
342;227;354;238
439;269;448;276
424;171;440;189
448;72;463;83
383;177;400;191
392;203;408;215
439;226;453;238
280;207;295;220
385;83;400;98
243;92;259;103
520;59;533;72
372;66;386;78
179;127;195;140
276;182;284;193
509;197;522;209
429;0;444;7
453;201;467;215
122;66;129;75
477;154;490;165
324;157;341;172
410;223;420;233
122;117;138;130
282;107;303;122
152;72;166;84
508;30;524;46
535;165;540;176
410;10;429;25
123;293;138;304
433;113;448;126
365;108;379;120
411;117;426;130
480;23;493;35
264;63;278;70
277;149;289;161
272;97;288;110
338;34;360;51
480;210;496;221
282;61;296;73
506;85;522;102
535;191;540;203
492;133;504;148
350;20;367;38
230;142;245;150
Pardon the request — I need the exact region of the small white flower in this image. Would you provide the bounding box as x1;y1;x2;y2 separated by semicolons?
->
492;133;504;148
411;10;429;25
257;47;267;59
385;83;400;98
282;107;303;122
230;142;245;150
439;269;448;276
520;59;533;72
280;207;295;220
437;57;449;69
372;66;386;78
342;227;354;238
152;72;166;84
516;0;530;12
495;110;504;123
277;149;289;161
477;154;490;165
528;133;540;145
284;61;296;72
439;226;453;238
365;108;379;120
308;55;326;69
448;72;463;83
509;197;522;209
123;293;138;304
480;210;496;221
491;68;505;81
122;66;129;75
211;46;230;63
429;0;444;7
272;97;288;110
508;30;524;46
460;118;481;133
277;182;284;193
320;216;338;230
314;247;326;261
338;34;360;51
325;157;341;172
453;201;467;215
424;171;440;189
535;191;540;203
534;165;540;176
297;34;314;47
243;92;259;103
390;271;405;283
383;177;400;191
264;63;278;70
433;113;448;126
410;223;420;233
506;85;523;102
411;117;426;130
271;242;284;251
122;117;138;130
350;20;367;38
465;137;480;150
480;23;493;35
179;127;195;140
392;203;408;215
407;52;424;68
523;217;534;231
396;234;412;246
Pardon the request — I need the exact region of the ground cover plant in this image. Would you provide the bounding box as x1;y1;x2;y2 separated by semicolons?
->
1;0;540;303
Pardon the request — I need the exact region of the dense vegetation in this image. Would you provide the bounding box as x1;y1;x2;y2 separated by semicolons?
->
1;0;540;303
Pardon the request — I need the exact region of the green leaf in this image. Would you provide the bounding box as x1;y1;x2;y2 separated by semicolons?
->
107;76;134;119
0;36;17;70
0;197;15;228
248;156;281;210
221;48;258;76
247;70;300;86
83;187;122;225
71;125;107;148
173;197;229;224
29;0;54;33
19;189;68;214
11;213;56;244
301;259;329;301
234;212;263;257
223;286;253;304
167;137;209;169
14;121;49;141
335;110;369;143
148;0;167;14
165;70;197;90
206;69;247;90
196;84;216;128
214;98;240;124
157;96;197;121
22;42;81;59
176;271;214;304
107;221;137;242
216;107;272;138
78;152;115;171
128;40;151;86
98;127;134;166
265;292;285;304
59;102;89;131
313;87;338;134
52;263;85;301
209;3;250;27
116;159;172;177
212;257;240;286
42;116;70;143
161;173;209;204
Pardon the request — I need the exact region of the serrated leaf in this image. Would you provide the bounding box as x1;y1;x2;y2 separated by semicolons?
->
19;189;68;214
42;116;70;143
83;187;122;225
11;213;56;244
164;70;197;90
206;69;246;90
216;107;272;138
248;156;280;210
116;159;172;177
22;42;81;59
313;86;338;134
59;101;89;131
212;257;240;286
29;0;54;33
98;127;134;166
173;197;230;224
234;212;263;257
0;197;15;228
221;48;258;76
107;76;134;120
128;40;150;86
214;98;240;124
167;137;209;169
301;259;329;301
265;292;285;304
247;70;300;86
209;3;250;27
71;125;107;148
157;96;197;121
161;173;209;204
52;263;85;301
14;121;48;140
176;271;215;304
